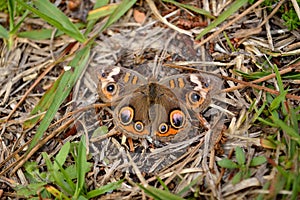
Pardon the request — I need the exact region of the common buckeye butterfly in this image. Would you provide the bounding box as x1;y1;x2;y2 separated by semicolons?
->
97;66;221;142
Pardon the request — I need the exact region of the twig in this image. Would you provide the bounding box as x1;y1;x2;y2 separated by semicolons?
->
223;61;300;94
221;75;300;101
258;0;285;29
127;151;148;187
0;139;32;175
196;0;265;47
162;139;204;186
146;0;193;37
291;0;300;21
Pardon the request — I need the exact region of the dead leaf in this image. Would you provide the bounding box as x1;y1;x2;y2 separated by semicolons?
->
133;9;146;24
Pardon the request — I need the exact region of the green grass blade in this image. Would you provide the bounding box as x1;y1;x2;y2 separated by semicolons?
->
269;90;288;111
270;112;300;145
45;185;71;200
8;0;15;30
11;9;29;35
235;146;246;165
18;28;64;40
139;184;185;200
85;0;109;34
162;0;215;19
53;159;76;193
177;176;201;196
289;104;299;145
257;117;277;127
28;73;73;150
282;73;300;79
95;0;110;7
235;70;272;80
101;0;137;31
223;31;235;51
272;64;284;92
252;99;267;122
28;46;90;151
196;0;248;40
18;21;85;40
23;74;62;130
157;177;170;192
33;0;86;42
42;152;74;195
16;0;86;42
87;180;123;198
74;135;89;198
0;25;9;39
53;142;70;171
291;174;300;200
87;3;119;21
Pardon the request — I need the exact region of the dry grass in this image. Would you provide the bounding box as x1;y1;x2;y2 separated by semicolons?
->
0;0;300;199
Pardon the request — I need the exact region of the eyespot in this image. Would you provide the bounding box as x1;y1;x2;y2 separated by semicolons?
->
170;110;185;129
105;83;117;94
189;92;201;103
119;106;134;125
158;123;169;134
134;121;144;132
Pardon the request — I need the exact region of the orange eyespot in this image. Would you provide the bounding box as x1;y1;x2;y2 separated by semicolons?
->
158;123;169;134
119;106;134;125
134;121;144;132
170;110;185;129
105;82;117;95
189;92;201;103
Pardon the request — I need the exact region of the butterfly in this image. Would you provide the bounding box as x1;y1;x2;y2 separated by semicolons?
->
97;66;222;142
